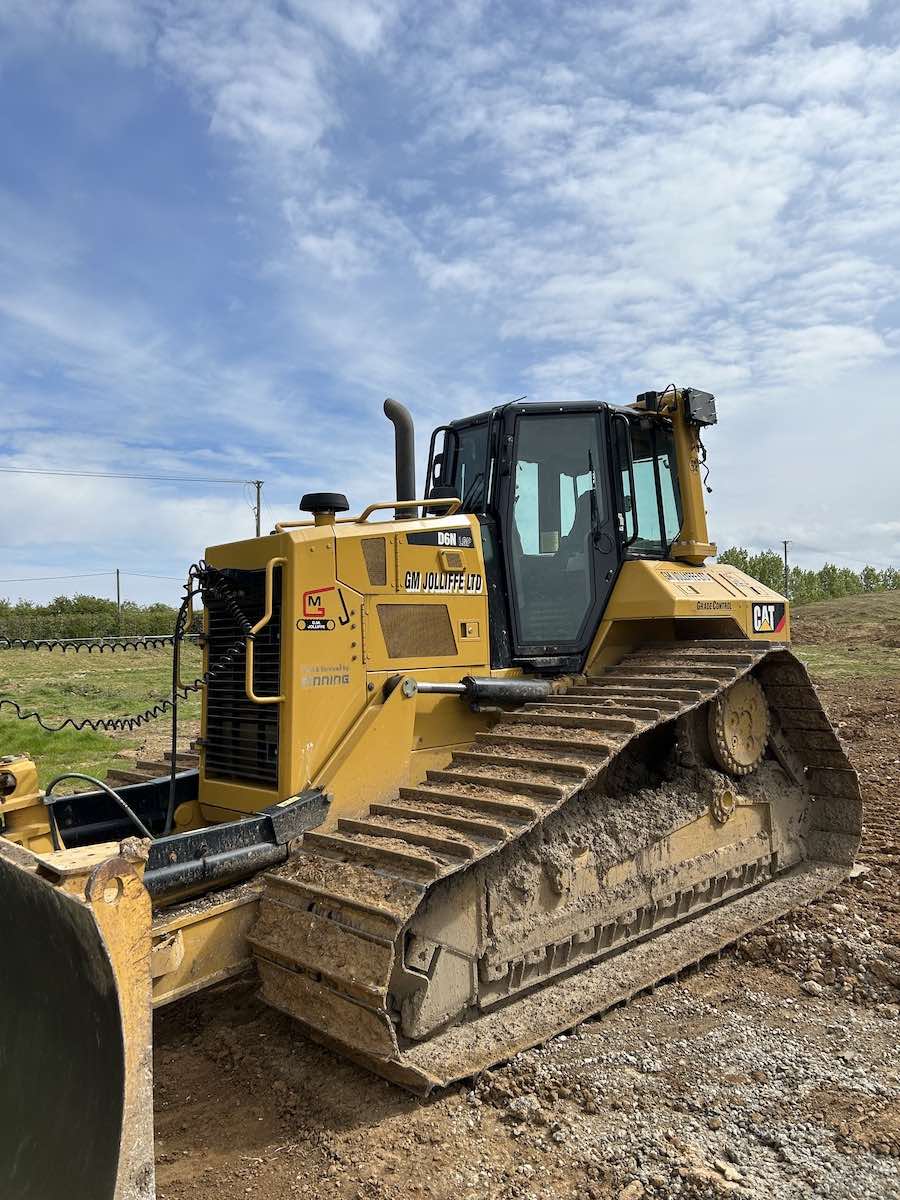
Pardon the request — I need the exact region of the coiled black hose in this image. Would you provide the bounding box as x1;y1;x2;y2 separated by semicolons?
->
0;562;257;835
0;634;199;653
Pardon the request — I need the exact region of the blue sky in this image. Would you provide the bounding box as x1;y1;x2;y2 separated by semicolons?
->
1;0;899;605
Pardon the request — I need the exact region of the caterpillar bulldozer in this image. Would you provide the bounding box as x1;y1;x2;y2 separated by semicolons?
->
0;388;861;1199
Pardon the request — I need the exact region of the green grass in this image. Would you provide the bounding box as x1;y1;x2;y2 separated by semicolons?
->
790;642;900;681
3;592;898;789
791;590;900;680
0;644;202;788
793;589;900;631
0;723;130;791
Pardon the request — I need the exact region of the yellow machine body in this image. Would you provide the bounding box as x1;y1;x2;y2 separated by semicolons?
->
195;516;789;831
199;507;494;827
0;389;858;1200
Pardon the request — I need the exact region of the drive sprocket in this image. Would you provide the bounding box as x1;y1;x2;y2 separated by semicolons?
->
708;676;770;776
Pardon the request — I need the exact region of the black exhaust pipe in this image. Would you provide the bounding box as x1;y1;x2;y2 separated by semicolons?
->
384;397;416;518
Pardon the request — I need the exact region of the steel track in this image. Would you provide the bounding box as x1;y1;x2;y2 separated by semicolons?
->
249;640;862;1091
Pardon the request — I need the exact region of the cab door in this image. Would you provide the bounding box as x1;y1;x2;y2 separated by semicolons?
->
496;406;620;665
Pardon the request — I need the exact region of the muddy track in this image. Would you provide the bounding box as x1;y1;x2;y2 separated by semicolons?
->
248;640;861;1091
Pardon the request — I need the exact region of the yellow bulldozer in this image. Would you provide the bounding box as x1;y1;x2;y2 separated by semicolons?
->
0;388;861;1199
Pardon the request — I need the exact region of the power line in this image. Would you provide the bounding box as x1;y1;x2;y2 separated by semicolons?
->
0;569;185;584
0;466;251;484
2;465;266;535
0;572;115;583
121;572;185;582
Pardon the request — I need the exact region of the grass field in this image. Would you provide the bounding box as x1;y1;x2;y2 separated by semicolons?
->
0;644;202;787
790;590;900;679
1;592;898;789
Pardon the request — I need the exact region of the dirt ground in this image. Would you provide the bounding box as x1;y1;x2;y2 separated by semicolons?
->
153;674;900;1200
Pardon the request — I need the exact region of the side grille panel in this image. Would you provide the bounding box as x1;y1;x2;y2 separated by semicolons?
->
205;567;282;788
377;603;457;658
362;537;387;586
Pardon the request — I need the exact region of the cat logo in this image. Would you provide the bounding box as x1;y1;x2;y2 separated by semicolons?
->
752;602;786;635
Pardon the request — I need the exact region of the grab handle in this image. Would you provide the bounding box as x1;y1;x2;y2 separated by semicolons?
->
356;497;461;522
612;412;639;547
245;556;287;704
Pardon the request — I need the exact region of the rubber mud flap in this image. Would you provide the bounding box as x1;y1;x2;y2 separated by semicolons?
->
0;843;154;1200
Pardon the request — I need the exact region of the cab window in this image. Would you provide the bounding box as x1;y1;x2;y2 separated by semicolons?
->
618;420;682;556
447;422;490;512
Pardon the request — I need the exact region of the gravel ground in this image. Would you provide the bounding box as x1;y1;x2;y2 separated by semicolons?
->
154;674;900;1200
470;954;898;1200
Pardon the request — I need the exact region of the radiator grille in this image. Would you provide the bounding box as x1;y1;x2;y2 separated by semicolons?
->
204;567;282;788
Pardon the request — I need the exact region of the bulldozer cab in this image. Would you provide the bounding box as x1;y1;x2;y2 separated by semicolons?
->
426;401;685;670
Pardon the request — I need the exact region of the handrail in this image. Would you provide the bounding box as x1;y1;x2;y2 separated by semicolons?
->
356;497;461;522
612;411;639;547
274;496;461;532
245;556;287;704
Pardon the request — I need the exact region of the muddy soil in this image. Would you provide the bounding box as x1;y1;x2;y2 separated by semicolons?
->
154;675;899;1200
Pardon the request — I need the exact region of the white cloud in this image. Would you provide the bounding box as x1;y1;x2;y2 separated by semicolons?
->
286;0;400;55
0;0;153;62
1;0;900;596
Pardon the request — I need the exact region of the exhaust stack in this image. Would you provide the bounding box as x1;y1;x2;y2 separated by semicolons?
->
383;397;416;518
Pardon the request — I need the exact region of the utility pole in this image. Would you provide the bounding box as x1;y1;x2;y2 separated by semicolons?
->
116;568;122;635
782;540;790;599
253;480;263;537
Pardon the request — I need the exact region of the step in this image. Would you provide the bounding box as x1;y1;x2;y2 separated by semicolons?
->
370;802;510;841
501;711;635;734
576;683;703;702
599;673;722;691
566;691;682;712
664;639;768;651
526;700;661;721
136;759;176;775
337;817;477;859
614;663;736;680
427;768;565;801
303;829;443;880
474;731;611;759
399;786;539;823
452;750;591;779
164;750;200;766
105;769;149;786
629;652;755;668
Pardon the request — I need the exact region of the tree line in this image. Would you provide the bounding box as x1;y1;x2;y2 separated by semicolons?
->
2;551;898;638
717;548;900;605
0;594;180;639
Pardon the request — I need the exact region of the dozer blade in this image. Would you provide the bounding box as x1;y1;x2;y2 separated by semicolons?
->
250;642;863;1091
0;838;155;1200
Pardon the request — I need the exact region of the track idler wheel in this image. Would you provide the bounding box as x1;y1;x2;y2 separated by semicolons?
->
708;676;770;776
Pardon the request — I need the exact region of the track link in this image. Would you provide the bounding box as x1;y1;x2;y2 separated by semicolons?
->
249;641;862;1090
